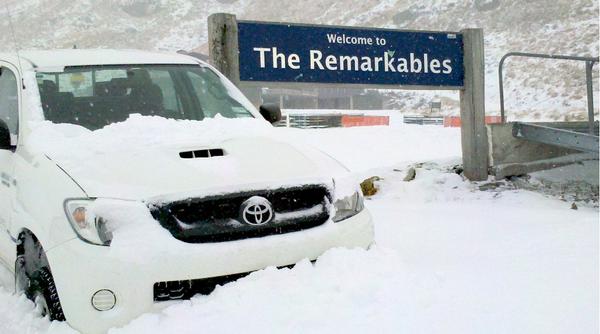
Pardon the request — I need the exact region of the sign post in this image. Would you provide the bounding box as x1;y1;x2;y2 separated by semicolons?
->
208;13;488;181
459;29;488;181
208;13;240;85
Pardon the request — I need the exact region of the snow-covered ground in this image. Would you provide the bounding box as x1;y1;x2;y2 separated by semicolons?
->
0;118;597;333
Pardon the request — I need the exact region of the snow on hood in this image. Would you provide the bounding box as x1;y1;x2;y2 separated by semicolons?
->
26;114;352;201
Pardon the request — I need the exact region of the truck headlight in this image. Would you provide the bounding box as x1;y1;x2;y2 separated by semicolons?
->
332;191;364;222
64;199;112;246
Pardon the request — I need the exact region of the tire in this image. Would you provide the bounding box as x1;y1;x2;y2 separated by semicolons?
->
15;233;66;322
27;267;66;321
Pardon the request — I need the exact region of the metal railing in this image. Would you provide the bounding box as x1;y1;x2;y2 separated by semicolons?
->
498;52;599;134
403;116;444;125
275;113;343;128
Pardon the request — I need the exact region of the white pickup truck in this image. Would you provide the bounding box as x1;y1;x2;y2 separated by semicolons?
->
0;49;373;333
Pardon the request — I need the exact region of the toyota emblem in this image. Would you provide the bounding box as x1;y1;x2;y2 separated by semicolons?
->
240;196;274;226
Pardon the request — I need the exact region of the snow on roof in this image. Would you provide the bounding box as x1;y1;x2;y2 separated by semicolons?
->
0;49;201;69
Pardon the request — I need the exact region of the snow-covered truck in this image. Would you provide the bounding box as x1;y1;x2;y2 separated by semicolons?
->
0;49;374;333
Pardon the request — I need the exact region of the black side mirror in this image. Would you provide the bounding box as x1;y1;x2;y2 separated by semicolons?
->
259;103;282;124
0;120;12;150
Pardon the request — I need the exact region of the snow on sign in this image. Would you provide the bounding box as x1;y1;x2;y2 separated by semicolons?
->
237;21;464;87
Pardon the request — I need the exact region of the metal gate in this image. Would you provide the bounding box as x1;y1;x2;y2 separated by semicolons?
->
498;52;599;153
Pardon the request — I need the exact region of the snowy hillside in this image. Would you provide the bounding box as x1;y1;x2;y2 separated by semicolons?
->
0;0;598;119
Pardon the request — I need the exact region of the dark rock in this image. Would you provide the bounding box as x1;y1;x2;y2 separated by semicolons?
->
403;167;416;182
479;181;504;191
451;164;464;175
392;9;416;26
361;176;381;197
474;0;501;11
120;0;160;17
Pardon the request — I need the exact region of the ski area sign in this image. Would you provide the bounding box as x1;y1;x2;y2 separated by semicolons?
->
236;22;464;88
208;14;488;182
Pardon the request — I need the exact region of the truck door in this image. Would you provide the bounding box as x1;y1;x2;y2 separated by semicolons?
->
0;65;19;271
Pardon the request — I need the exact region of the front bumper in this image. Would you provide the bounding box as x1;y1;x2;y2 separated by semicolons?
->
45;209;374;333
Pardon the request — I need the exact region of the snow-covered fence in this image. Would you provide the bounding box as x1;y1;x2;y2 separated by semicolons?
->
277;110;390;128
403;116;444;125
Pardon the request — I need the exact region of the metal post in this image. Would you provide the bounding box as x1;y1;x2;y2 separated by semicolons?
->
586;61;595;134
460;28;489;181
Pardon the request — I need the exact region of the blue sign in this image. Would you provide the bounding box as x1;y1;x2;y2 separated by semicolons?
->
238;22;464;87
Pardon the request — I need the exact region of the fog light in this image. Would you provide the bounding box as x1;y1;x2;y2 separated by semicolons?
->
91;289;116;311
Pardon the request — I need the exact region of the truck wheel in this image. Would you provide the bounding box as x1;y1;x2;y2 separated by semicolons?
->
27;267;66;321
15;233;66;321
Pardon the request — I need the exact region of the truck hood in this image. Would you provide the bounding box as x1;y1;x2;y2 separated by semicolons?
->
27;116;349;201
49;136;346;200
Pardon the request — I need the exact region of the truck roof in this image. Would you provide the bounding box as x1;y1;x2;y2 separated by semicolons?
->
0;49;202;70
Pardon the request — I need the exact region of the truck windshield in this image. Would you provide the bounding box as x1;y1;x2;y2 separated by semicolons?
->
36;64;255;130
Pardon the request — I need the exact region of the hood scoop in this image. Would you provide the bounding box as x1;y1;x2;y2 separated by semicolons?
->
179;148;225;159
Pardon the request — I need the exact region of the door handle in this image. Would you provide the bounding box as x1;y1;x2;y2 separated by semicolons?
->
1;172;12;187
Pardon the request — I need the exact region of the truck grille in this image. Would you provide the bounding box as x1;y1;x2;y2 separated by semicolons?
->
150;185;331;243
